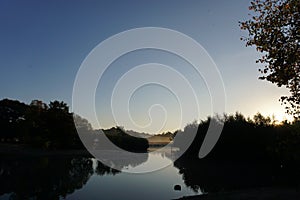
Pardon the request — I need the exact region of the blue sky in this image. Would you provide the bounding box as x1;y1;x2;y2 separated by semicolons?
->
0;0;292;133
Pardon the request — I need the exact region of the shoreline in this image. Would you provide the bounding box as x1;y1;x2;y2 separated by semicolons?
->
176;186;300;200
0;143;149;157
0;143;91;157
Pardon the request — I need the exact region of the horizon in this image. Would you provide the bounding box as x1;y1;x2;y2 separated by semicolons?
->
0;96;294;135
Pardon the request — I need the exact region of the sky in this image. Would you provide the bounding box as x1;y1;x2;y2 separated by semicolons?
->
0;0;293;133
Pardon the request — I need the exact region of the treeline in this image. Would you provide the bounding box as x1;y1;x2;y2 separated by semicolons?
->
173;113;300;193
174;112;300;163
102;127;149;152
0;98;148;151
0;99;83;149
2;97;300;159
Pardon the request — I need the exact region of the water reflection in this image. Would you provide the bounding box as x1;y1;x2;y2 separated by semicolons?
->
0;154;150;199
0;156;94;199
95;161;120;176
174;158;300;193
0;150;201;200
68;152;199;200
93;149;148;172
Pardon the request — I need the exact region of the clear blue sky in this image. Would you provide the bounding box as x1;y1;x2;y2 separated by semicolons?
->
0;0;291;133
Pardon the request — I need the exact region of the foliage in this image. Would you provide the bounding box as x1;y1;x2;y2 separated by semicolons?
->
174;113;300;193
0;98;149;151
174;112;300;162
102;127;149;152
240;0;300;118
0;99;84;149
0;99;28;142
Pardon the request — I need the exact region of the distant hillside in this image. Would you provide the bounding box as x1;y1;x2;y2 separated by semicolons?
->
124;129;151;138
97;128;172;148
96;127;149;152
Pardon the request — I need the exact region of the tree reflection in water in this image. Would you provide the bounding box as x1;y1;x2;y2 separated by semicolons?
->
0;156;94;199
0;152;148;200
95;151;148;175
174;158;300;194
95;161;120;176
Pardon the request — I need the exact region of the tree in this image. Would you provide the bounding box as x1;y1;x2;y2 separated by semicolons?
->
0;99;29;142
240;0;300;118
46;101;78;149
30;100;48;111
253;112;271;126
49;100;69;112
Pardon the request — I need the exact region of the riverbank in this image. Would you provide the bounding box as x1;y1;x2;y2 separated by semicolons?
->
0;143;150;157
177;186;300;200
0;143;91;157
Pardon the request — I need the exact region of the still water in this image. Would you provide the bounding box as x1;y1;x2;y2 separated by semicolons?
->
0;149;200;200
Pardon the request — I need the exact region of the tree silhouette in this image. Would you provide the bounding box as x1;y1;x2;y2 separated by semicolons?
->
49;100;69;112
240;0;300;118
175;113;300;162
0;98;149;151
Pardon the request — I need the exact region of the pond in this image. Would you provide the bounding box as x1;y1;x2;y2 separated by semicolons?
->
2;147;300;200
0;148;200;200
